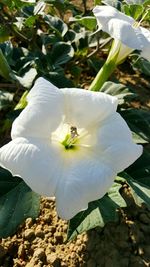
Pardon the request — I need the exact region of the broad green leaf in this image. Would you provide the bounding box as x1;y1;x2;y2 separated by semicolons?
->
120;172;150;207
132;57;150;76
0;168;40;238
120;109;150;144
101;81;136;105
127;150;150;187
67;182;126;240
14;68;37;88
51;42;74;66
0;168;21;196
44;15;68;37
44;71;74;88
69;16;97;31
0;90;14;111
123;4;144;20
0;49;12;80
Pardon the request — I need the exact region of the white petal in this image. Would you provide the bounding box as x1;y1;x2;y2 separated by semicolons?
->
93;6;150;52
61;88;118;128
103;142;142;173
0;137;63;196
95;113;133;151
93;5;134;26
139;27;150;61
94;113;142;172
56;155;115;220
12;78;63;139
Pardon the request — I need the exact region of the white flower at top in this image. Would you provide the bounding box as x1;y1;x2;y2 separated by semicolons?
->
0;78;142;220
93;5;150;63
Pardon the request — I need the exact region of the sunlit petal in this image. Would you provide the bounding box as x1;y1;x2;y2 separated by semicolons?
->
61;88;118;128
0;137;63;196
56;155;115;220
12;78;63;139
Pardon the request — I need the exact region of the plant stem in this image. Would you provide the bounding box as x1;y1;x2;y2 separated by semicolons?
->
89;57;117;91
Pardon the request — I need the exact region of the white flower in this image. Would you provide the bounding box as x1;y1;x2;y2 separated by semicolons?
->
93;5;150;62
0;78;142;220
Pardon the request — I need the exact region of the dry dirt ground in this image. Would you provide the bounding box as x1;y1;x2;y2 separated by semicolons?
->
0;195;150;267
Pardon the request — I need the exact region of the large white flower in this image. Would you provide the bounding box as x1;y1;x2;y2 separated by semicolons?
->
93;5;150;63
0;78;142;220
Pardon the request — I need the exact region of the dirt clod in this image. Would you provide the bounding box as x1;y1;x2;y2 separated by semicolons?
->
24;229;35;240
0;196;150;267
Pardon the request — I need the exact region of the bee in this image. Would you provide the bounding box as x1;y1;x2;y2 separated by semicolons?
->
70;126;79;139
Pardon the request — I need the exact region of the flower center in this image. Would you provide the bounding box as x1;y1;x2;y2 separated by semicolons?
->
61;126;79;150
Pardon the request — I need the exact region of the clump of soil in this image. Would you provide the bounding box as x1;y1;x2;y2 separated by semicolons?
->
0;195;150;267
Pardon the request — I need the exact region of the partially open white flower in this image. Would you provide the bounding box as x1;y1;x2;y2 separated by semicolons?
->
0;78;142;220
93;5;150;63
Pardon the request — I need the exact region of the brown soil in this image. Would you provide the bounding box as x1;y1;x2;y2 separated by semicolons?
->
0;194;150;267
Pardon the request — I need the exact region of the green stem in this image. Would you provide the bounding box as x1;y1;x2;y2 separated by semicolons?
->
89;58;117;91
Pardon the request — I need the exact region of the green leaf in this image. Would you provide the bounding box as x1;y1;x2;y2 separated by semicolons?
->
132;57;150;76
0;49;12;80
127;150;150;187
120;109;150;143
25;15;37;27
51;42;74;66
123;4;144;20
0;90;14;111
13;68;37;88
0;168;21;196
44;14;68;37
44;71;74;88
101;81;136;105
120;172;150;207
67;182;126;240
0;168;40;238
0;26;10;43
70;16;97;31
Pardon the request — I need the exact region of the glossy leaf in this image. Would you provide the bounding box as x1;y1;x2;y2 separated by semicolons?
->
123;4;144;20
44;15;68;37
127;150;150;187
51;42;74;66
67;182;126;240
120;109;150;143
0;168;40;238
120;172;150;207
101;81;136;105
70;16;97;31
